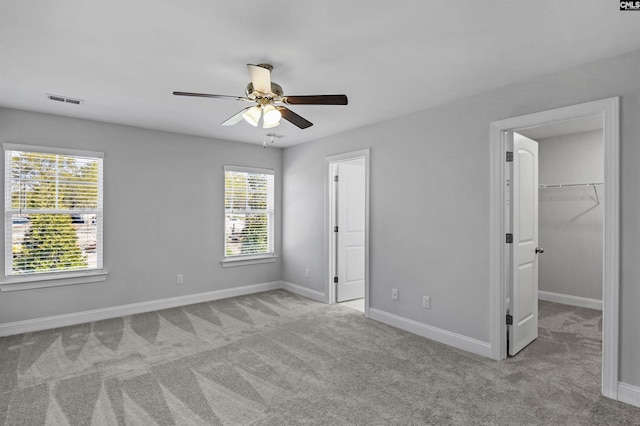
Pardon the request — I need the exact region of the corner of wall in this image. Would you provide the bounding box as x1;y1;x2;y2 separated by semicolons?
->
280;281;327;303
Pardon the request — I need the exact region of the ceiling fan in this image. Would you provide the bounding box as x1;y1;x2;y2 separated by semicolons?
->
173;64;348;130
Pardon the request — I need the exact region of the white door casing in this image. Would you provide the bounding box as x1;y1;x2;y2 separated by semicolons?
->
336;159;366;302
508;132;539;355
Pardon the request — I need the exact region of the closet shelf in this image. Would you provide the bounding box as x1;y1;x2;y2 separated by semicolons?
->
538;182;603;204
538;182;603;189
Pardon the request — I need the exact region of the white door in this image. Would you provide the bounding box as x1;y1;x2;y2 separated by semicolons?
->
508;132;540;356
336;159;365;302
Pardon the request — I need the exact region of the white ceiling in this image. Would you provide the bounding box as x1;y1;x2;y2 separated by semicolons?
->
1;1;640;147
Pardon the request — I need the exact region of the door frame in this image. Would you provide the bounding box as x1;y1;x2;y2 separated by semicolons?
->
326;149;370;315
489;97;620;399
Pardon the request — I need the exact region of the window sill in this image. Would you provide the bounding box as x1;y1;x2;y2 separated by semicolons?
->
221;254;278;268
0;270;108;292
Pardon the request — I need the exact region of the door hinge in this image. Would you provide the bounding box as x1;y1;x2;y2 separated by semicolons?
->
506;314;513;326
334;226;339;233
334;276;338;284
334;175;339;182
506;151;513;162
506;233;513;244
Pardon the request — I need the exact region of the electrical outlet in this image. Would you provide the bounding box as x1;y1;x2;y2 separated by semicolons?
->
392;288;399;300
423;296;431;309
177;274;183;285
305;268;311;279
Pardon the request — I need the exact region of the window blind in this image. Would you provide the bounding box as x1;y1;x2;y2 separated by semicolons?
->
4;145;104;276
224;166;274;257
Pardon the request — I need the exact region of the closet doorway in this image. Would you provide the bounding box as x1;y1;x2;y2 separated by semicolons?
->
506;118;604;356
489;97;620;399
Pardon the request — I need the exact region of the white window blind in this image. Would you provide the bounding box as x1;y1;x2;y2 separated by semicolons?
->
224;166;274;258
4;144;104;276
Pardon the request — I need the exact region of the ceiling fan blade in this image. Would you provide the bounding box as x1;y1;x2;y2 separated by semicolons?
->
221;108;251;126
247;64;272;94
173;91;248;101
277;107;313;129
282;95;348;105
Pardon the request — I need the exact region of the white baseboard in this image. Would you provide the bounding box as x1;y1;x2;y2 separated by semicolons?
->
368;308;492;358
0;281;282;337
618;382;640;408
538;291;602;310
280;281;326;302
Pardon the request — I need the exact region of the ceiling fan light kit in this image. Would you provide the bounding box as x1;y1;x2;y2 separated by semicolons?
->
262;104;281;126
262;120;280;129
173;63;348;132
242;105;261;127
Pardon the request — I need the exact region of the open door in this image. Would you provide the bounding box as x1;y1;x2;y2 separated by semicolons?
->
335;159;365;302
508;132;540;355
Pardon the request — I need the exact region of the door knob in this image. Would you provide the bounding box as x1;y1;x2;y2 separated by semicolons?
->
535;247;544;254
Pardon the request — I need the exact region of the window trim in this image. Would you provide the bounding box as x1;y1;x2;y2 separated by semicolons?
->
2;143;106;288
221;254;278;268
0;270;108;292
223;165;276;265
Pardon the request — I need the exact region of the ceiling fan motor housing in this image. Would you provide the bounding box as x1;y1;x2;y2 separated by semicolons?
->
245;82;283;98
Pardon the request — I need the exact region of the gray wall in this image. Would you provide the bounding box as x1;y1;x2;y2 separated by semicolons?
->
538;130;603;300
0;108;282;323
282;49;640;387
2;49;640;389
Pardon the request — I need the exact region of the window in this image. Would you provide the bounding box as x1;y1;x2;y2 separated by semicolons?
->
224;166;274;262
4;144;103;279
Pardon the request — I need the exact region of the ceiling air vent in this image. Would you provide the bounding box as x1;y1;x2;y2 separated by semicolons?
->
47;94;84;105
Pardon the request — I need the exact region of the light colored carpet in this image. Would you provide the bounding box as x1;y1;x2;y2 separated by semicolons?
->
0;291;638;425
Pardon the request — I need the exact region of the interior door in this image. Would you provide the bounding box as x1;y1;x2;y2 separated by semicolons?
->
336;159;365;302
508;132;539;355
